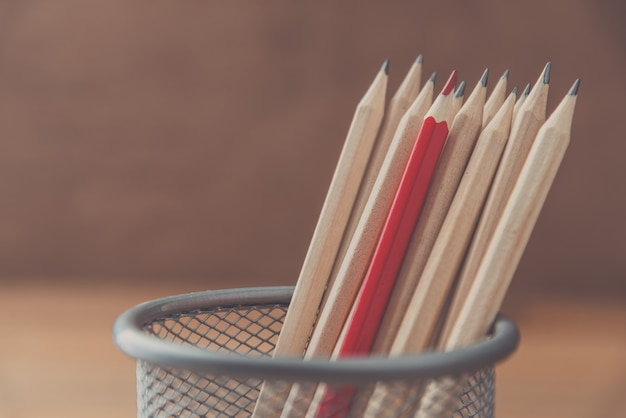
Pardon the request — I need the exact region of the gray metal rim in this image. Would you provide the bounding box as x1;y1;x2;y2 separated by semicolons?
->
113;286;519;384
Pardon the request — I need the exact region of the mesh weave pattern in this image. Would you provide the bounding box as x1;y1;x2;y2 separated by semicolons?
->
136;303;495;417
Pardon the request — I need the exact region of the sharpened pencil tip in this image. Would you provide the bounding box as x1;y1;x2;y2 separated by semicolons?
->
522;83;531;96
502;69;510;79
416;54;423;64
429;72;437;82
542;62;551;84
511;86;518;95
441;70;457;95
569;79;580;96
480;68;489;87
455;81;466;98
381;59;390;75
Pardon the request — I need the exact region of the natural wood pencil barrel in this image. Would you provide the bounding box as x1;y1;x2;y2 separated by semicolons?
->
448;80;578;350
441;63;551;342
251;62;387;418
415;79;579;418
329;56;423;303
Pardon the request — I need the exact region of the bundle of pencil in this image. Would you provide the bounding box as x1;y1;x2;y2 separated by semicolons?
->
251;58;580;418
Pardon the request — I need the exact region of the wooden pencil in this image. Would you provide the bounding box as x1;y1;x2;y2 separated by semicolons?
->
414;79;579;418
251;61;387;418
372;69;488;355
440;62;551;343
313;71;457;418
328;56;423;302
482;69;508;128
277;72;435;418
361;89;517;418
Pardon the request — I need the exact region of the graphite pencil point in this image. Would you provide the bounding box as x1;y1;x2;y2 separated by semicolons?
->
480;68;489;87
522;83;531;96
429;72;437;82
416;54;424;64
542;62;552;84
455;81;466;98
381;59;390;75
502;69;510;79
569;79;581;96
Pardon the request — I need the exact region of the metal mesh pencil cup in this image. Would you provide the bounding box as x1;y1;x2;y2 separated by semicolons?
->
113;286;519;417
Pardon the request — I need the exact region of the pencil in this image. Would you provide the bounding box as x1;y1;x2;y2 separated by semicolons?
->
313;71;457;418
440;62;551;343
482;69;508;128
251;61;387;418
277;72;435;418
362;89;517;418
414;79;579;418
372;69;488;355
329;56;423;303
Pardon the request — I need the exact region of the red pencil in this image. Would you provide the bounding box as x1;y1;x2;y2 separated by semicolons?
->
314;71;457;418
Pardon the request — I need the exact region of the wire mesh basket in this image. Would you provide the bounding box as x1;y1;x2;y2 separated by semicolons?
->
113;286;519;417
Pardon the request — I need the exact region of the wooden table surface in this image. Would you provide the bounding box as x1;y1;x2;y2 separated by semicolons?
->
0;280;624;418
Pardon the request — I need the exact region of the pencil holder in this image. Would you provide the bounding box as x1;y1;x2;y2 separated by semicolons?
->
113;286;519;418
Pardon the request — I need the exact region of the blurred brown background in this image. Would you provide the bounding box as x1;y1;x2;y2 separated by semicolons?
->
0;1;625;417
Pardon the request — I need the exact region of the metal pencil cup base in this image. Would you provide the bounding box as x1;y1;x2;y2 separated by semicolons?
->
113;286;519;417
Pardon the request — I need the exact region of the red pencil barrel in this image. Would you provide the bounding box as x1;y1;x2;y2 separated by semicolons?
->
315;386;356;417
